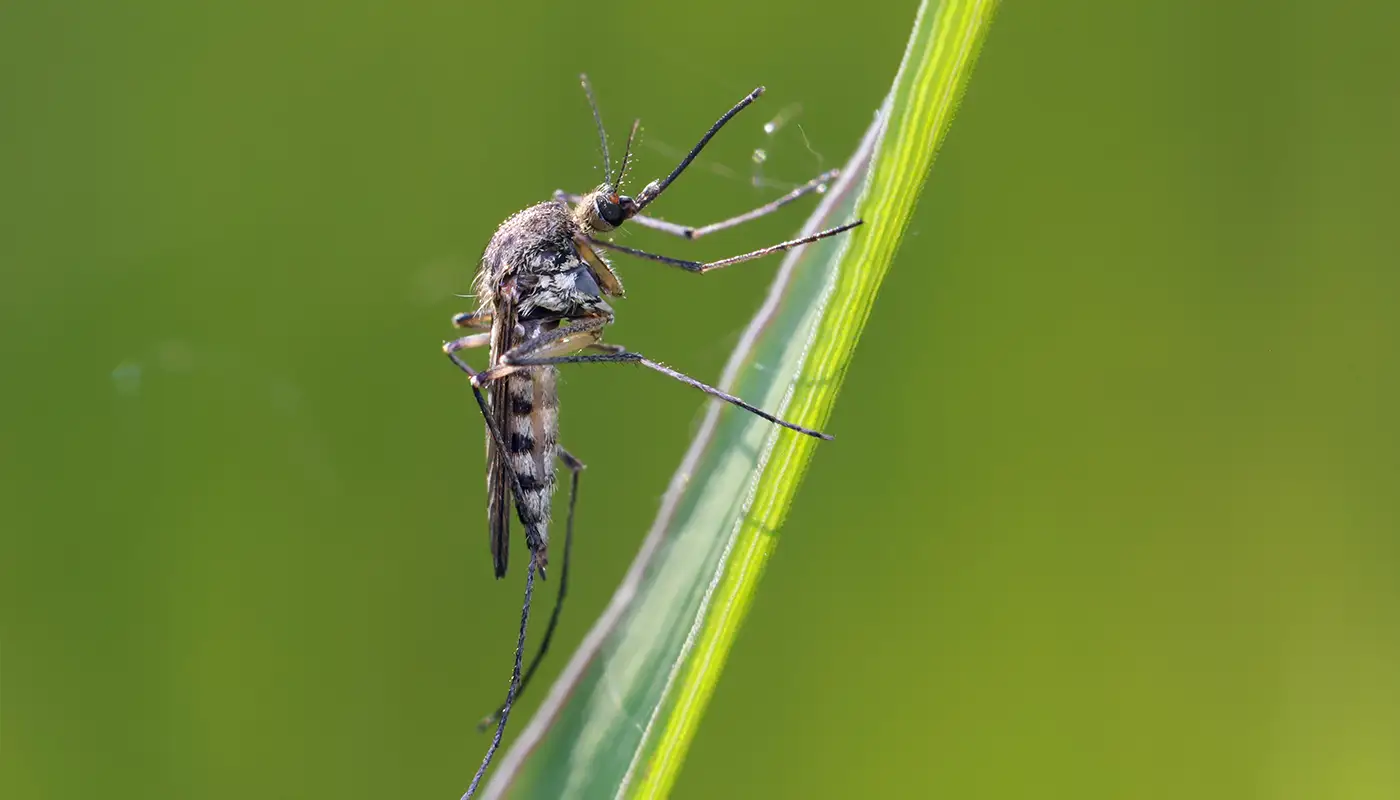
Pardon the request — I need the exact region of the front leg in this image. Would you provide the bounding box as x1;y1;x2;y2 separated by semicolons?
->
587;218;862;275
627;169;840;240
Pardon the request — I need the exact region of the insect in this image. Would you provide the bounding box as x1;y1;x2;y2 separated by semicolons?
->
445;75;863;798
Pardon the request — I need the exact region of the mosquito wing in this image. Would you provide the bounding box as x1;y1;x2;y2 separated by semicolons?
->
486;293;518;578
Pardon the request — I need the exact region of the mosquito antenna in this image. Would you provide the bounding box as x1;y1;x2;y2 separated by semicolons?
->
579;74;612;186
462;558;536;799
634;86;764;212
616;118;641;190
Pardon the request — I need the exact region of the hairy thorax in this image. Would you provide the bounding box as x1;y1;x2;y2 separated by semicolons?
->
473;200;620;321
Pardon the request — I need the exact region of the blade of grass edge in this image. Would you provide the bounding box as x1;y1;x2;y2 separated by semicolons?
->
479;1;999;795
623;0;1001;795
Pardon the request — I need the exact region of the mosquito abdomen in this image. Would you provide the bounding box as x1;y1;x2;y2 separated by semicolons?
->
505;369;558;559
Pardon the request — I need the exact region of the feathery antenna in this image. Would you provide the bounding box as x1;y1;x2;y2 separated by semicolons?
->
616;118;641;191
579;74;612;186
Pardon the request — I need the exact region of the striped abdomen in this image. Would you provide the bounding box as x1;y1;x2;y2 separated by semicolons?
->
503;368;558;562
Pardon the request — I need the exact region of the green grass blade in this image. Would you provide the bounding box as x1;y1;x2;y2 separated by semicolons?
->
481;1;998;796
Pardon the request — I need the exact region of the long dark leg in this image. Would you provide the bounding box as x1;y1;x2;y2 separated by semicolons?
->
588;218;862;275
443;339;549;576
469;316;613;385
556;168;839;241
461;559;536;800
444;339;550;796
635;169;842;239
506;348;832;440
633;87;765;212
477;446;584;732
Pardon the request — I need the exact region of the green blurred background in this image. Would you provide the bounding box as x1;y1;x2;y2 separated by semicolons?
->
3;0;1397;797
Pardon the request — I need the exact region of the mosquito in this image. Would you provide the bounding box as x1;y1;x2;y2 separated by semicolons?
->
445;75;863;798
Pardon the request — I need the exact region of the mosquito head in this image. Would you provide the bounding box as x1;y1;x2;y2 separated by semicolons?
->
581;185;638;232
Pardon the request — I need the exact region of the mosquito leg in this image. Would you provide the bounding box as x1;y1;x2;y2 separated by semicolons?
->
444;333;491;353
505;317;611;361
443;336;550;576
553;190;585;205
505;349;832;440
463;558;536;800
471;316;612;386
476;446;584;732
627;169;840;240
452;310;495;330
587;218;862;275
445;342;550;796
634;86;766;212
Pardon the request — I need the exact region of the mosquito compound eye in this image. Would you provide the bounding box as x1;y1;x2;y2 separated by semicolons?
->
595;196;626;228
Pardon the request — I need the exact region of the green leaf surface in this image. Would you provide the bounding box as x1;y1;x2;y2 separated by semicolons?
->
482;1;998;796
